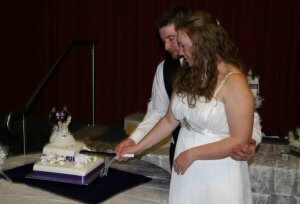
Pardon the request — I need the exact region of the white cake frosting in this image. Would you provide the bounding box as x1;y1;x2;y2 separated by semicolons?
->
34;142;105;179
33;154;104;176
43;141;86;158
34;140;104;177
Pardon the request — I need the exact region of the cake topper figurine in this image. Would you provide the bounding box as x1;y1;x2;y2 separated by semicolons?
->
49;107;75;147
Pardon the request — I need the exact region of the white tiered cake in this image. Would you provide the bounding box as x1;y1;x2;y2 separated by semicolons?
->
31;107;105;185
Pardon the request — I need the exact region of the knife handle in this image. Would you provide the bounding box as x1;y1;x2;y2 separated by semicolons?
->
121;153;134;158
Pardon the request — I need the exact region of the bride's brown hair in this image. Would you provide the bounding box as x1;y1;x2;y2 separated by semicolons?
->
173;11;243;107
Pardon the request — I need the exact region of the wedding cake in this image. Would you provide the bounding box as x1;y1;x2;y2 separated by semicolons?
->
31;107;105;185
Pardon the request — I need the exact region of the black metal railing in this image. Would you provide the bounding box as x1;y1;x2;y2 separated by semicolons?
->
4;40;96;155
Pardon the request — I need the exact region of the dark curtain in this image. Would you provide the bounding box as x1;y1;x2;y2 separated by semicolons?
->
0;0;299;137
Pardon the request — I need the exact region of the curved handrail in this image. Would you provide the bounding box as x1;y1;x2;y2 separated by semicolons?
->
24;40;94;113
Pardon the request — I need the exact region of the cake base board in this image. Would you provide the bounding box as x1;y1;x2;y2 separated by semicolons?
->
26;163;105;185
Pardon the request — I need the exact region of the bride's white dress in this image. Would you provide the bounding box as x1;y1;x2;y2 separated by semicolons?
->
169;73;252;204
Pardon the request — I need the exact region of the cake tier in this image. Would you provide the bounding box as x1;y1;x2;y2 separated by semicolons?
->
32;156;104;185
43;141;86;158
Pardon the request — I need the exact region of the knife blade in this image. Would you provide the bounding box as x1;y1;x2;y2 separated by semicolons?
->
79;150;116;157
79;150;134;158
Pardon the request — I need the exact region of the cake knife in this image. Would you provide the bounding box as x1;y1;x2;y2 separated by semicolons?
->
79;150;134;158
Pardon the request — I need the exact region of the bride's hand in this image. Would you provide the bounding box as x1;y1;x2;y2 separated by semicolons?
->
173;149;194;175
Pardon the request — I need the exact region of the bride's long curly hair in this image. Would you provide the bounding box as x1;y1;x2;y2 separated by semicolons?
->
173;11;243;107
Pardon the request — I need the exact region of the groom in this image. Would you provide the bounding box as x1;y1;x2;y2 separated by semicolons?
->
115;6;261;166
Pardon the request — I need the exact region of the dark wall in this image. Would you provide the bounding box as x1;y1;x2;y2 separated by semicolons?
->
0;0;299;137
